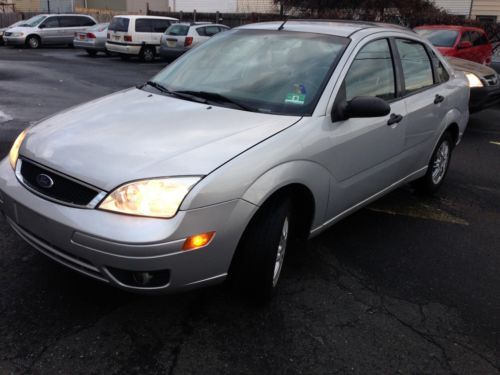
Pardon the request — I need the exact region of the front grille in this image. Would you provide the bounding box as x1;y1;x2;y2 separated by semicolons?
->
19;159;100;207
484;74;499;86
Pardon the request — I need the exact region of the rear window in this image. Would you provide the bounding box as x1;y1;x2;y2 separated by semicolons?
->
166;24;189;36
415;29;459;48
108;17;129;32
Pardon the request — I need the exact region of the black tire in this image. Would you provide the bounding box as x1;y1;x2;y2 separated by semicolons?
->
86;49;98;57
413;131;454;194
140;46;155;62
26;35;41;49
230;197;293;302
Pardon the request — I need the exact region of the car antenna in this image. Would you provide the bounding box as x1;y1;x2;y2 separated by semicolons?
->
278;16;288;31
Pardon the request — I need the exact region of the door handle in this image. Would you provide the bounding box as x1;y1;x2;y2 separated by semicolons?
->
434;94;445;104
387;113;403;126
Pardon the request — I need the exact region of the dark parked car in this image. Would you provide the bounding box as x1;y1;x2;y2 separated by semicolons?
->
447;56;500;112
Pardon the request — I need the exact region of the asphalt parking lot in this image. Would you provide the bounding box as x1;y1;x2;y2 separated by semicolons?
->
0;47;499;374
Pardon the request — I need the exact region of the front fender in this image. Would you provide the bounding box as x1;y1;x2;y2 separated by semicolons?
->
241;161;331;228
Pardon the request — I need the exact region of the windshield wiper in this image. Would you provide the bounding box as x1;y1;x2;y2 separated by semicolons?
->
175;90;256;112
142;81;208;104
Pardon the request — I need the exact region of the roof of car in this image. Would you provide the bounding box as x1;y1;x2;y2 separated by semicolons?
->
239;20;414;37
38;13;94;17
414;24;486;32
114;15;178;21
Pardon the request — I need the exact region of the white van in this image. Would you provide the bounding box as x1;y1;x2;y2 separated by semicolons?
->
106;15;178;62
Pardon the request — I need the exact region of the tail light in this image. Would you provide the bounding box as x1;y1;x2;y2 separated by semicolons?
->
86;33;96;39
124;35;132;42
184;36;193;47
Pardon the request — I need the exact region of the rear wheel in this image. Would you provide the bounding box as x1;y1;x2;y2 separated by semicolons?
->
26;35;40;49
86;49;97;57
230;197;293;302
414;131;454;194
140;46;155;62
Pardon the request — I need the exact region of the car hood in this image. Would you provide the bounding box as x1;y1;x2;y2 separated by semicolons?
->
21;88;300;191
446;56;497;77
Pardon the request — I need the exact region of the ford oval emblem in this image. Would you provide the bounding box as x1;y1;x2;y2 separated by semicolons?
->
36;174;54;189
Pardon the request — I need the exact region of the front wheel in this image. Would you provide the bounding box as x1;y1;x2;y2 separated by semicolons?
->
414;131;454;194
230;197;292;302
26;35;40;49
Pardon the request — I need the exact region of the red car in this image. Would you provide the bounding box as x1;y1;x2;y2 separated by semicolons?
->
415;25;493;65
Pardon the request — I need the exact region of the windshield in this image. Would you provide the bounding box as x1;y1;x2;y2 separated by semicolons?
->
108;17;129;32
415;29;459;47
20;15;47;27
151;29;348;115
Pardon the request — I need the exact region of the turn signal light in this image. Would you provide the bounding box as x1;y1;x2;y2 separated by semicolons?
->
182;232;215;251
184;36;193;47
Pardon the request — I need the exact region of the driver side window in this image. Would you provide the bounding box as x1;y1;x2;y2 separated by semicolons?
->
41;17;59;29
342;39;396;102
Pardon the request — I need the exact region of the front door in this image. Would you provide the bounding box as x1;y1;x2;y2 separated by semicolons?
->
318;38;407;216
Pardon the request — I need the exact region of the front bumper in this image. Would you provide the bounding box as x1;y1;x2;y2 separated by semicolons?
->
3;35;26;46
0;158;256;293
470;84;500;113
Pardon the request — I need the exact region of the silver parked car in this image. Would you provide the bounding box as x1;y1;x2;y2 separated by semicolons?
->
3;14;96;49
0;21;469;300
0;20;24;45
74;23;110;56
159;22;230;60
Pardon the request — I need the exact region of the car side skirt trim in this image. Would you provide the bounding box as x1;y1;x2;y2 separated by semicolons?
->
310;166;427;236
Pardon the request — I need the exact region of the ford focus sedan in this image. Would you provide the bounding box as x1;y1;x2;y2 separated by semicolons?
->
0;21;469;300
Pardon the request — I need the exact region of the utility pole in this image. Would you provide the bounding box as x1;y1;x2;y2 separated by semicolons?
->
47;0;51;13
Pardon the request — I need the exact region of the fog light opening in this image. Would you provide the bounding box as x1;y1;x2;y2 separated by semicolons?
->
133;272;154;286
107;267;170;288
182;231;215;251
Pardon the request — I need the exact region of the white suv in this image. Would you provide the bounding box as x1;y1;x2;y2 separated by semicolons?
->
106;15;178;62
159;22;229;61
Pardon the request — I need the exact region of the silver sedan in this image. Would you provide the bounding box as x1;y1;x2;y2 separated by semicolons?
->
73;23;109;56
0;21;469;300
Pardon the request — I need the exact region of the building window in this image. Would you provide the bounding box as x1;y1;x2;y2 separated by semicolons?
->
476;15;498;23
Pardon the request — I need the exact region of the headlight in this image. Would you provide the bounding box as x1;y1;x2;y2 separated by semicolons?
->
98;177;202;218
11;32;24;37
9;130;27;170
465;73;483;88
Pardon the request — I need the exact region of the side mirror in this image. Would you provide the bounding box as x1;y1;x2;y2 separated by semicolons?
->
332;96;391;122
458;41;472;49
38;24;46;29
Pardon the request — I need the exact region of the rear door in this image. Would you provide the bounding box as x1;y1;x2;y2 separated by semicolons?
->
395;38;449;172
471;30;492;64
134;18;153;45
108;17;130;44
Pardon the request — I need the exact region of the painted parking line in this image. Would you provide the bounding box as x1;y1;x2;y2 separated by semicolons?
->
489;141;500;146
0;110;13;124
368;202;469;226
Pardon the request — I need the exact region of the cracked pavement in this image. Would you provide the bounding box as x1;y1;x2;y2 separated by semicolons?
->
0;47;499;374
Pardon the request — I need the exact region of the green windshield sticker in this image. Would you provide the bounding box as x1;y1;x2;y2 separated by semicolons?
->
285;93;306;105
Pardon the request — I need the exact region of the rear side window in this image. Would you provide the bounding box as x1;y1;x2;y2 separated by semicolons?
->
41;17;59;28
415;29;458;48
60;16;94;27
471;31;488;46
108;17;130;32
396;39;434;94
153;19;171;33
343;39;396;101
166;24;189;36
135;19;153;32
